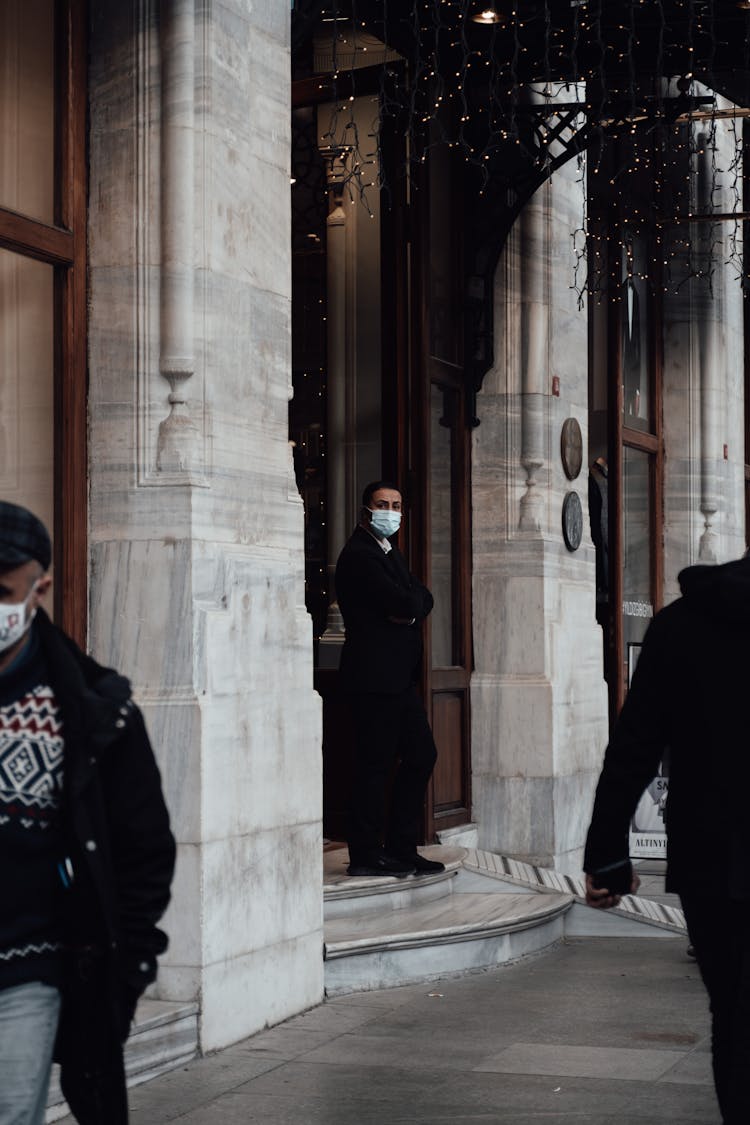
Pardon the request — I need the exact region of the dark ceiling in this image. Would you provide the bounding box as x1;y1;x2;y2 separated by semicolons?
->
295;1;750;108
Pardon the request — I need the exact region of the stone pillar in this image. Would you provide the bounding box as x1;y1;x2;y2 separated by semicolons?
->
471;155;607;874
662;105;746;593
156;0;201;478
318;150;349;667
697;134;721;563
88;0;323;1052
518;192;548;533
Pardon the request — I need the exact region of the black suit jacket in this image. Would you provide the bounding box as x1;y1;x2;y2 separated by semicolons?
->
335;526;434;694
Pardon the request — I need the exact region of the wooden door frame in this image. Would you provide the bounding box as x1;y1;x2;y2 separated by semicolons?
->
56;0;88;645
424;366;473;833
408;153;473;839
607;229;664;719
0;0;88;646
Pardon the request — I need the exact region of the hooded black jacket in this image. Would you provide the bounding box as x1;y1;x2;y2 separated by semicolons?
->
584;555;750;898
30;610;176;1123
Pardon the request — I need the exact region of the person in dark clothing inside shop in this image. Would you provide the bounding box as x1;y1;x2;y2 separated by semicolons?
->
583;552;750;1125
335;481;443;878
0;501;175;1125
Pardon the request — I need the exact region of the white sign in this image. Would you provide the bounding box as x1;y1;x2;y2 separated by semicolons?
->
630;773;668;858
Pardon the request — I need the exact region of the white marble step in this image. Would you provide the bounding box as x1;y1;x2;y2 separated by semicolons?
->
326;888;571;958
46;997;198;1122
324;846;466;918
324;887;572;995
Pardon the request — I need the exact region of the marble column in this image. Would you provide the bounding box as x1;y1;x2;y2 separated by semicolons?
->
662;105;746;590
318;150;349;668
87;0;323;1053
518;184;548;533
697;133;721;563
156;0;200;477
471;152;607;874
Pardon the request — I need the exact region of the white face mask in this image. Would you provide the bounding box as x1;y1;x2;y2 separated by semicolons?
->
0;584;38;655
369;508;402;539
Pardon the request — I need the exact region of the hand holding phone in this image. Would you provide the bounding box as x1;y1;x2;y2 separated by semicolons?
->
592;861;634;897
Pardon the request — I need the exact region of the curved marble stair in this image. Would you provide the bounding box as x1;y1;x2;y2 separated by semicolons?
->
46;997;198;1122
324;846;572;995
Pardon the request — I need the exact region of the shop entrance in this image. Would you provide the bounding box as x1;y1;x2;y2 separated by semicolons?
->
291;33;472;845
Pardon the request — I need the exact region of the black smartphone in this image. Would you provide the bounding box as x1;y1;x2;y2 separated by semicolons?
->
592;863;633;896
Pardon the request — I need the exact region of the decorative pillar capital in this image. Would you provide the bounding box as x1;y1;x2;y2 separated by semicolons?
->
320;145;353;210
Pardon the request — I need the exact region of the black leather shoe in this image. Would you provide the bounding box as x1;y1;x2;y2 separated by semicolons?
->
393;851;446;875
347;851;416;878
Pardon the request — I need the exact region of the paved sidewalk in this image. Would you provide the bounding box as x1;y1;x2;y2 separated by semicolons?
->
65;937;719;1124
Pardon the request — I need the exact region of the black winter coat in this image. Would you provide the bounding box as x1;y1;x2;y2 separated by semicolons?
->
35;611;176;1123
335;526;433;694
584;555;750;898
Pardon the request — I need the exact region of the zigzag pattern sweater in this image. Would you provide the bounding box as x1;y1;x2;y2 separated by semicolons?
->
0;628;65;990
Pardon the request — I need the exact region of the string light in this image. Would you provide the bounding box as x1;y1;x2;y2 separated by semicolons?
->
291;0;750;621
312;1;750;299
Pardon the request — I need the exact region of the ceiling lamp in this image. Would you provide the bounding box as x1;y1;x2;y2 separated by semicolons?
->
470;7;504;24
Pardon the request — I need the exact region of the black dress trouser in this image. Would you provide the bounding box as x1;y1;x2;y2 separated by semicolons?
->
680;894;750;1125
347;686;438;861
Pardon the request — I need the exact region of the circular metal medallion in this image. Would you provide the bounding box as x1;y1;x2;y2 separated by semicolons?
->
560;417;583;481
562;490;583;552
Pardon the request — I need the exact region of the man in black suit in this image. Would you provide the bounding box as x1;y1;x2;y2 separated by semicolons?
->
584;553;750;1125
335;481;443;878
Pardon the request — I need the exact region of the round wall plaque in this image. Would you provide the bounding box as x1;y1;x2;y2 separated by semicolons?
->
562;491;583;552
560;417;583;481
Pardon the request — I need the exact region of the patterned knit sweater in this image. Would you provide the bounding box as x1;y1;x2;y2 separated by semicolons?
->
0;627;65;989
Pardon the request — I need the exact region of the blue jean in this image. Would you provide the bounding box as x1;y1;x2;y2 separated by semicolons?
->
0;982;61;1125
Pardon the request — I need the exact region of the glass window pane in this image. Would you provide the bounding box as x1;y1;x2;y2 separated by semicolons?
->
622;445;653;660
0;0;55;224
620;236;652;433
0;249;55;603
430;385;455;668
428;144;460;365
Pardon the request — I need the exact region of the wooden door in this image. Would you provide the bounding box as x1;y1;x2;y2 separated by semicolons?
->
410;142;473;840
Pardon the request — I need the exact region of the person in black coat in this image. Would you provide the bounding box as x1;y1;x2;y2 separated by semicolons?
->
583;553;750;1125
0;501;175;1124
335;481;443;878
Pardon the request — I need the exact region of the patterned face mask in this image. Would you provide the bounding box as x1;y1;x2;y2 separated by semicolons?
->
0;584;38;654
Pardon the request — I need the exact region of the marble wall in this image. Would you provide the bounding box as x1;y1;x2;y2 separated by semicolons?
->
87;0;323;1051
471;157;608;875
471;99;746;875
662;109;746;594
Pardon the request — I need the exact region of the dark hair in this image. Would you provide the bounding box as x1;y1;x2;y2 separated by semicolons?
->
361;480;401;508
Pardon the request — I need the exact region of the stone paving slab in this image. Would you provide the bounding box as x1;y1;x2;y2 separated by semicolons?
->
475;1042;687;1081
56;937;721;1124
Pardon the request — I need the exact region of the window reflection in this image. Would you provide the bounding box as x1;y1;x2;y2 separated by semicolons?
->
428;144;461;366
0;249;55;576
0;0;55;225
622;445;652;659
621;237;651;433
